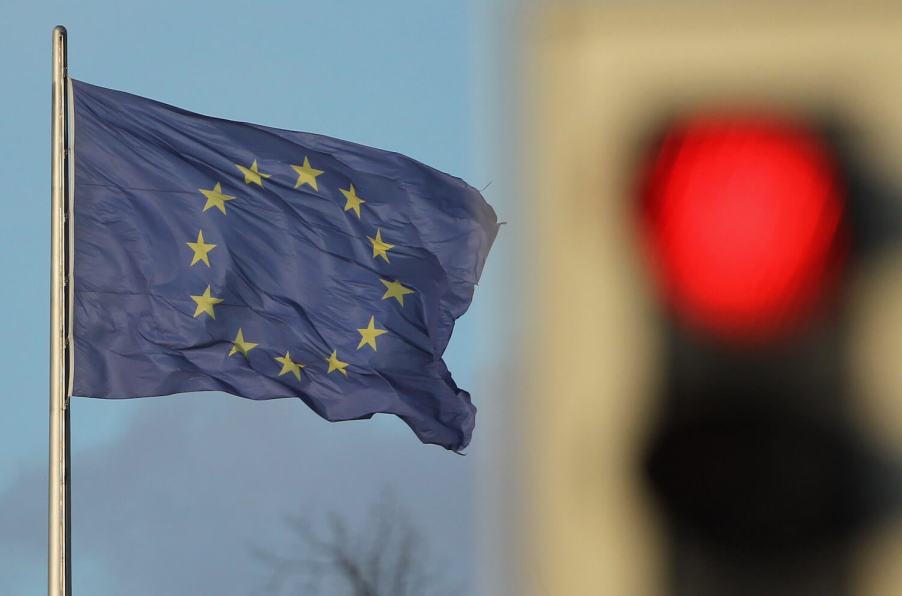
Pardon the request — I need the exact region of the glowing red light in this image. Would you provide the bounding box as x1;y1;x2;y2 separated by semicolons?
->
640;116;845;341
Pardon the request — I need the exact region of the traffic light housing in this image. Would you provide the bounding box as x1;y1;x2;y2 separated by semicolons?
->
515;4;902;595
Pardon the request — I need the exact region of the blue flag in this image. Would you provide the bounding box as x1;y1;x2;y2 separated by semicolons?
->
71;80;498;451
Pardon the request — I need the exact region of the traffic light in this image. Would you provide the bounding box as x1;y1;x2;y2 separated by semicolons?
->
514;4;902;595
640;113;902;595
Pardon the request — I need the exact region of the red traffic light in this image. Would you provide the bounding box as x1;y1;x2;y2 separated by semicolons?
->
640;116;846;341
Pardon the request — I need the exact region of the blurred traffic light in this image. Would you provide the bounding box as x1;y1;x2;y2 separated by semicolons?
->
638;113;902;596
514;4;902;596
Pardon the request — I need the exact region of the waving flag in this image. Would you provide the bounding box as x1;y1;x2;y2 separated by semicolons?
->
71;80;497;451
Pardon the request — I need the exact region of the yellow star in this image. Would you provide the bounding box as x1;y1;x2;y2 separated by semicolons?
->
190;285;223;319
290;156;324;190
339;184;366;218
380;279;414;306
325;350;349;376
235;159;271;187
275;351;305;381
356;316;387;351
186;230;216;267
229;328;258;358
198;182;235;214
367;228;395;262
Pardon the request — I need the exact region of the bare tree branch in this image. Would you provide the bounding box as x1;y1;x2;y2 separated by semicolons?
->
255;496;459;596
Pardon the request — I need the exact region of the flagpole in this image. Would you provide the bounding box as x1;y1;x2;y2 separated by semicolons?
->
49;24;71;596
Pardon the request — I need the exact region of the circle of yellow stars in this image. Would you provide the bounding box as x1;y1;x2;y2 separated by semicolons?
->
186;155;416;382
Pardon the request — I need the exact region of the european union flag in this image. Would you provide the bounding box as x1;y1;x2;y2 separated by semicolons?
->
71;81;498;451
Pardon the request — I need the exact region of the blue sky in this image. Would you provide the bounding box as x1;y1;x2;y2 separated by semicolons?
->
0;1;512;593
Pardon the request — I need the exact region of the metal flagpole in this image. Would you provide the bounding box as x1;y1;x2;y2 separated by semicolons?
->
49;24;71;596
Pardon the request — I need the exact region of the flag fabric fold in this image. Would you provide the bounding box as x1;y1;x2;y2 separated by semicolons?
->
71;80;498;451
